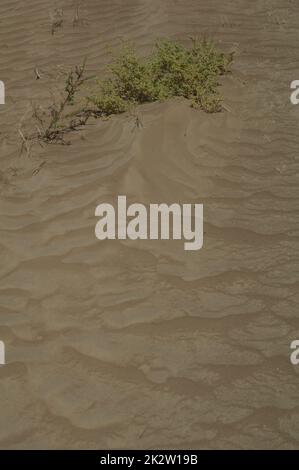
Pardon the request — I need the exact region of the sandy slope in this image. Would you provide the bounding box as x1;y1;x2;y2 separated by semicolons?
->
0;0;299;449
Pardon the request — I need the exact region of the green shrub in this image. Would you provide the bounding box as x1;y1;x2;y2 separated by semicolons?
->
88;39;231;116
23;39;231;154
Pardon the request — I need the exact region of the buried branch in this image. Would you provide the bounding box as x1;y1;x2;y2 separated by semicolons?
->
20;59;94;153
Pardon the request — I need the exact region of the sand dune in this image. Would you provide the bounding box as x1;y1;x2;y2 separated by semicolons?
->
0;0;299;449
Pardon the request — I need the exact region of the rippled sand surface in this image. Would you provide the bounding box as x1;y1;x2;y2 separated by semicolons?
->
1;0;299;449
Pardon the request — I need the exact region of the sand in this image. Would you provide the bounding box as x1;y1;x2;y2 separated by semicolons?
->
0;0;299;449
